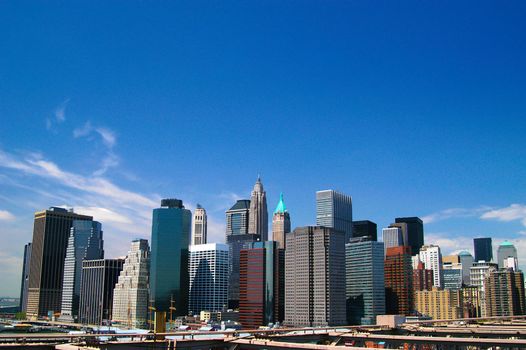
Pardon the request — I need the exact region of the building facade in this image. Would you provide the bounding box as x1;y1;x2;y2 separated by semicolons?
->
284;226;346;327
458;251;474;285
419;245;443;288
497;241;518;269
469;261;498;317
78;259;124;325
248;177;268;241
415;288;462;320
382;227;404;256
384;246;413;316
351;220;377;241
19;243;32;313
345;237;385;325
485;269;525;317
112;239;150;328
474;237;493;262
316;190;353;242
188;243;229;315
271;193;290;249
443;264;463;290
26;207;93;319
413;260;434;291
394;217;424;257
192;205;207;245
150;198;191;315
59;220;104;322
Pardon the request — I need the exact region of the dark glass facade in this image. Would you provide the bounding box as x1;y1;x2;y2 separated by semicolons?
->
395;217;424;256
474;237;493;262
19;243;32;312
352;220;377;241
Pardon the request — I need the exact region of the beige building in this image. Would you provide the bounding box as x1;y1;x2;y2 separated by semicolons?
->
415;287;462;320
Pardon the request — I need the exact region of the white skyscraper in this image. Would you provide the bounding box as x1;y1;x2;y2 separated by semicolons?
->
419;245;443;288
192;205;207;245
470;261;498;317
112;239;150;328
248;176;268;241
188;243;229;315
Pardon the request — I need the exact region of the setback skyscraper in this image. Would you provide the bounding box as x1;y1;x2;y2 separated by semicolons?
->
316;190;353;242
248;176;268;240
26;207;92;319
271;193;290;249
150;198;191;315
474;237;493;262
192;205;207;245
394;217;424;256
284;226;346;327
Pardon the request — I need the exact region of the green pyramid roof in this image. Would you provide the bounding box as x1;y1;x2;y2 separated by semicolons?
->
274;192;287;214
500;240;514;247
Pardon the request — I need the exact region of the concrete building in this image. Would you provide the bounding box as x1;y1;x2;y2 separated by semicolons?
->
485;269;525;317
248;177;268;241
474;237;493;262
394;217;424;256
78;259;124;325
284;226;346;327
316;190;353;242
188;243;229;315
382;227;404;256
388;222;409;250
497;241;518;269
470;261;498;317
59;221;104;322
458;251;474;285
345;237;385;325
26;207;93;319
19;243;31;313
419;245;443;288
112;239;150;328
413;260;433;291
192;205;207;245
239;241;284;329
150;198;191;315
384;246;413;316
415;288;463;320
352;220;377;241
271;193;290;249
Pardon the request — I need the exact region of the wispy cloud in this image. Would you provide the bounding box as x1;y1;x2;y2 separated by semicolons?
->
481;204;526;227
46;99;70;130
422;206;493;224
0;210;15;221
73;121;119;175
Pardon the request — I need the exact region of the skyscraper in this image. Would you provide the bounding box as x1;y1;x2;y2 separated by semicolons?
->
226;199;260;308
78;258;124;325
26;207;92;319
442;264;463;290
474;237;493;262
382;227;404;256
413;260;434;291
497;241;518;269
414;288;463;320
384;246;413;316
59;220;104;322
239;241;284;329
419;245;443;288
271;193;290;249
394;217;424;256
188;243;229;315
284;226;346;327
458;251;474;285
352;220;377;241
345;237;385;325
150;198;191;315
485;269;525;317
19;243;31;313
316;190;353;242
112;239;150;328
387;222;409;249
469;261;498;317
248;176;268;241
192;205;207;245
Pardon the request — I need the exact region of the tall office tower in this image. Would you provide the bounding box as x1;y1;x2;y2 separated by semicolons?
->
226;199;260;308
345;237;385;325
388;222;409;248
443;263;463;290
497;241;518;269
150;198;191;315
19;243;32;313
59;221;104;322
271;193;291;249
284;226;346;327
469;261;498;317
485;269;525;317
112;239;150;328
413;260;433;291
192;205;207;245
248;177;268;240
239;241;284;329
316;190;353;242
26;207;92;319
419;245;443;288
78;259;124;325
504;256;519;271
394;217;424;256
352;220;377;241
458;251;474;285
188;243;229;315
414;288;463;320
384;246;413;316
382;227;404;256
474;237;493;262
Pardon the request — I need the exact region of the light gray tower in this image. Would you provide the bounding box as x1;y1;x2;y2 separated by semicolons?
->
316;190;353;242
192;205;207;245
272;193;291;249
382;226;404;256
248;176;268;240
497;241;518;269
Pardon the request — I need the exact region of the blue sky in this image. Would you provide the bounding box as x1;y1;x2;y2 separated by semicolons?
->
1;1;526;296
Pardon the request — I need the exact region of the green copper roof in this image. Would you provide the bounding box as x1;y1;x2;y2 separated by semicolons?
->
458;250;472;256
274;192;287;214
500;240;514;247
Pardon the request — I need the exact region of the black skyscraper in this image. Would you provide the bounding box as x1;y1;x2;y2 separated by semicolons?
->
395;217;424;255
474;237;493;262
352;220;377;241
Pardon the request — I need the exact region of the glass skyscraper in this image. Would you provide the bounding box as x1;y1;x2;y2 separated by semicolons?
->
474;237;493;262
150;198;191;315
316;190;353;242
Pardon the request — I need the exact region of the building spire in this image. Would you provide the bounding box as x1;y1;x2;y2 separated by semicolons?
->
274;192;287;214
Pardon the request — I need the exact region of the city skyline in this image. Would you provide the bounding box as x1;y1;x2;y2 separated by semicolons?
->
1;2;526;297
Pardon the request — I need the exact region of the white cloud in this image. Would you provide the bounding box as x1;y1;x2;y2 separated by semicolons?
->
45;99;69;130
73;121;119;175
95;127;116;148
0;210;15;221
425;232;473;255
481;204;526;227
422;206;493;224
